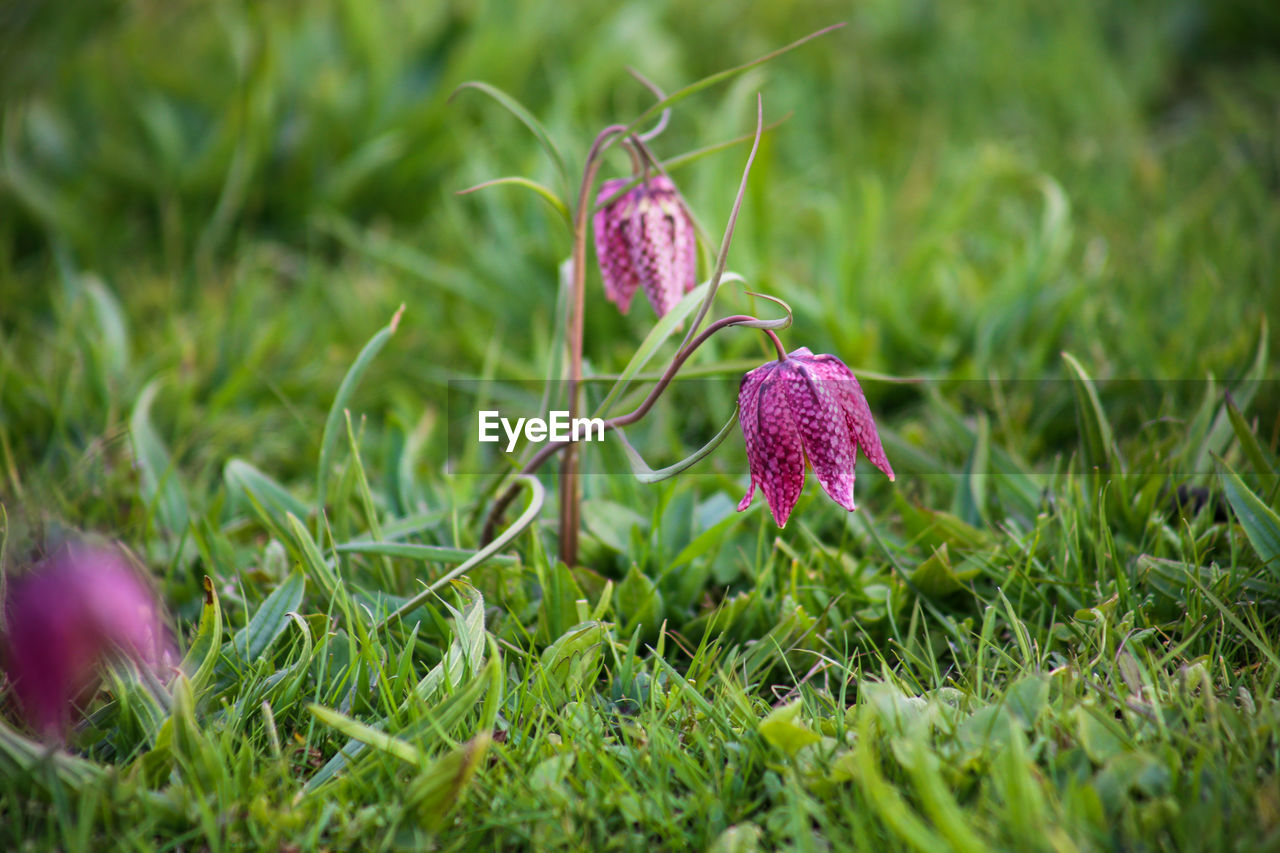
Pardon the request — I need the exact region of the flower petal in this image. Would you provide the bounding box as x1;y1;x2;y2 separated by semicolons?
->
626;177;695;317
736;364;770;514
740;364;805;526
784;360;858;511
665;189;698;297
592;179;641;313
807;353;895;481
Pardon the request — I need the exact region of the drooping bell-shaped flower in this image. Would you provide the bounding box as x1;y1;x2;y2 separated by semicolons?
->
592;175;697;317
1;545;174;739
737;347;894;527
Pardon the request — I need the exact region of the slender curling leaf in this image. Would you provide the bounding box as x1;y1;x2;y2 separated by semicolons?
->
594;279;712;417
451;81;570;194
591;273;750;420
379;476;544;628
457;176;571;228
334;541;517;565
617;24;844;141
615;409;739;484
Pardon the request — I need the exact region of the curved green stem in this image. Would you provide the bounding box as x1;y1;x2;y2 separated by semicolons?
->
379;475;544;630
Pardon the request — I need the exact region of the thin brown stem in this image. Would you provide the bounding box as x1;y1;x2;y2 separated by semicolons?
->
561;123;627;567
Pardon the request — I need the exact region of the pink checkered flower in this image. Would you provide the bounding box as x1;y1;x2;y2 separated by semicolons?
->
1;545;174;739
592;175;697;317
737;347;895;527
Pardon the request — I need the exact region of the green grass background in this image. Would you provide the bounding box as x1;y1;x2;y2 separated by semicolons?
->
1;0;1279;849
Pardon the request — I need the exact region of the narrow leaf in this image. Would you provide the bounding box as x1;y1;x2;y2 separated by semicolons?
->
334;541;517;565
316;306;403;517
233;570;305;663
592;273;746;419
1226;392;1278;478
1062;352;1118;473
451;81;569;193
130;379;189;534
1219;458;1280;577
308;704;424;766
179;576;223;697
615;409;740;484
225;458;311;521
619;24;845;140
405;734;492;831
457;176;571;227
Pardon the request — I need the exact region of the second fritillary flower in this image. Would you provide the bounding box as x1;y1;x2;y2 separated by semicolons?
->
592;175;697;318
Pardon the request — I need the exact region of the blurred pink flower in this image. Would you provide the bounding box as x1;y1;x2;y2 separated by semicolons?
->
1;545;174;739
737;347;894;527
592;175;697;317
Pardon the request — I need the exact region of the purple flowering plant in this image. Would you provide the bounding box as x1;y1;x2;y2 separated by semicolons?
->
456;23;897;573
1;545;175;740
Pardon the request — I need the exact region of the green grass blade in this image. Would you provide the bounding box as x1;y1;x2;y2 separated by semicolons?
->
308;586;489;790
405;734;491;831
308;703;424;766
1218;458;1280;577
456;176;571;228
0;720;102;787
1225;391;1278;478
225;458;311;522
179;576;223;698
286;512;342;601
233;569;305;663
1061;351;1118;474
315;306;403;521
951;412;990;526
1191;317;1269;474
334;541;517;565
130;378;190;535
